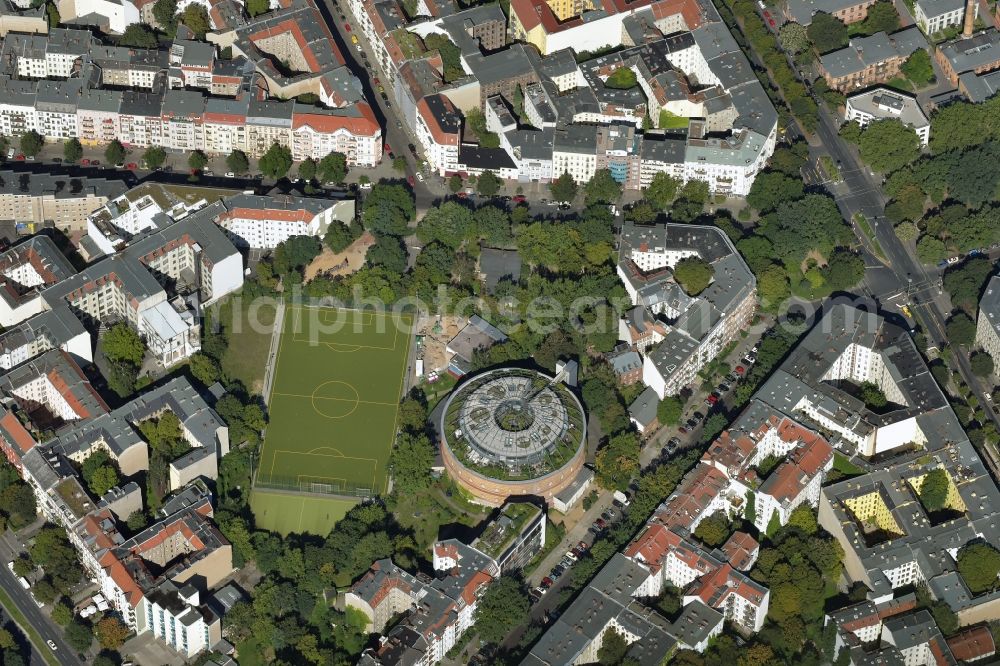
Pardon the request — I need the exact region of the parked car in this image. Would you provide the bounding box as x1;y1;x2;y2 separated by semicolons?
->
686;418;697;428
678;426;689;434
719;383;731;392
126;162;138;169
513;194;527;203
725;373;738;383
344;22;351;30
407;175;414;186
415;171;424;181
693;411;705;421
541;577;553;588
549;569;561;580
577;541;589;552
52;157;62;163
735;366;746;375
707;395;719;405
565;550;578;562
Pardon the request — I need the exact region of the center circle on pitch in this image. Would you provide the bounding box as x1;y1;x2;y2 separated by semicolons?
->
310;381;360;418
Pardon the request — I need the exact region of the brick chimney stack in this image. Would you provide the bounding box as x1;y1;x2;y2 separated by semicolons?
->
963;0;976;38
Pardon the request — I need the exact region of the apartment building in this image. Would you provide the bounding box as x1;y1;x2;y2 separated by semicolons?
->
616;222;757;399
0;307;90;371
0;0;46;37
699;403;835;533
0;25;383;165
936;28;1000;86
525;494;769;662
0;235;77;326
783;0;878;25
754;304;951;458
0;171;127;232
914;0;975;34
509;0;704;56
42;203;242;365
87;183;356;253
414;94;461;177
350;541;499;665
845;87;930;146
71;498;232;639
820;28;927;91
976;276;1000;367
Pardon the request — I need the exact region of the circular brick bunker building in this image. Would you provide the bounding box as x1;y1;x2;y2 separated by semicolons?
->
438;368;587;507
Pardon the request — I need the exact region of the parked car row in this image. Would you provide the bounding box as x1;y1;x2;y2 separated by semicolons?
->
532;540;591;602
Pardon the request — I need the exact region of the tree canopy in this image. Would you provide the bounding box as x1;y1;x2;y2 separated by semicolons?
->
901;49;935;87
119;23;158;48
584;169;623;205
101;323;145;365
779;22;809;54
858;120;921;173
673;256;714;295
918;468;951;512
857;1;899;35
957;542;1000;594
693;512;731;547
226;150;249;175
605;67;638;89
19;130;45;157
259;143;293;179
319;151;348;183
657;396;684;426
105;139;127;165
807;12;848;53
473;575;530;645
143;146;166;169
362;183;415;237
550;172;578;203
595;432;641;491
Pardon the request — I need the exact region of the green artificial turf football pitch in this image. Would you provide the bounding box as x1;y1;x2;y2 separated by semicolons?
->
251;305;412;534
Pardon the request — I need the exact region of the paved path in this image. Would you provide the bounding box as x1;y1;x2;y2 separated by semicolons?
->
261;301;285;405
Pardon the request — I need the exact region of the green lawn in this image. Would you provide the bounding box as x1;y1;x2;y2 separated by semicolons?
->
252;306;412;532
215;298;277;394
833;452;866;477
250;489;356;536
659;110;690;129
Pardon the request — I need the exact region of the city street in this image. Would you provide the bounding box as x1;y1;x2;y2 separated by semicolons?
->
0;532;81;666
808;93;1000;477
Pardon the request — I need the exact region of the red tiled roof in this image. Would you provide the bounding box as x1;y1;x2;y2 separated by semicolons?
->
720;530;758;571
0;412;35;455
292;102;380;136
223;208;313;223
654;465;728;531
946;626;996;662
511;0;700;35
203;112;247;125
